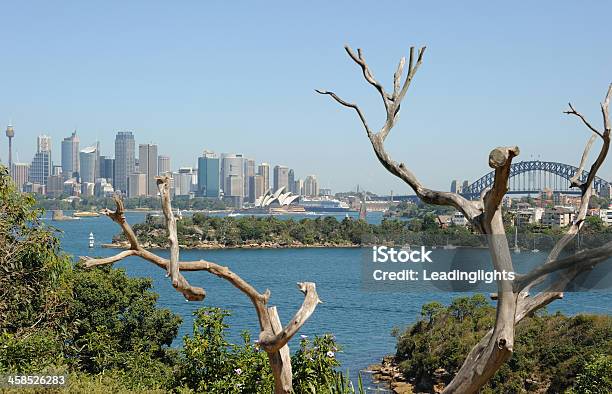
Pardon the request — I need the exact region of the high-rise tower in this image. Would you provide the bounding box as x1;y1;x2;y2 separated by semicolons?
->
5;124;14;171
114;131;135;194
61;130;80;179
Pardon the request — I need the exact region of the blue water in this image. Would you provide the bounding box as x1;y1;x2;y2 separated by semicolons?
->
45;211;612;378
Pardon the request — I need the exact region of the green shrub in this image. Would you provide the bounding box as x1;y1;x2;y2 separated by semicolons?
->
394;295;612;393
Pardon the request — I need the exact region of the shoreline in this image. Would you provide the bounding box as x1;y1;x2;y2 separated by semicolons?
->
102;241;365;250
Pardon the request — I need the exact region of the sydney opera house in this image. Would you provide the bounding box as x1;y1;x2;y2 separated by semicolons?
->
250;186;305;213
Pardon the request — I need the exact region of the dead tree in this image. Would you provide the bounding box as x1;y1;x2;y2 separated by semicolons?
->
318;44;611;393
80;177;321;394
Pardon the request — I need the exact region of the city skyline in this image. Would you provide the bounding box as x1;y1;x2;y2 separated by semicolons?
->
6;128;325;205
1;2;611;194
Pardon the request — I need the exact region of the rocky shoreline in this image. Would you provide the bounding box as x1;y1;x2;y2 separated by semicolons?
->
102;240;363;250
367;355;449;394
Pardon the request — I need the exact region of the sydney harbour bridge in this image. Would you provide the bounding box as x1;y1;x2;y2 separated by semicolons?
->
372;160;610;202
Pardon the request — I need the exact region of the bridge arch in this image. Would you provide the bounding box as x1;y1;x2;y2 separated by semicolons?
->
462;160;609;197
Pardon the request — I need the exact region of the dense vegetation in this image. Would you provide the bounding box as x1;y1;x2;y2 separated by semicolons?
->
118;213;478;248
117;211;612;253
394;294;612;393
0;166;348;393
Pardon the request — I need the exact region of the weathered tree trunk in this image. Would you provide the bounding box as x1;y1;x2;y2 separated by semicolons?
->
267;307;293;393
319;44;612;393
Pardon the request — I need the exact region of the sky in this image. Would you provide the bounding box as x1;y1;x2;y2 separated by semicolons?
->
0;1;611;194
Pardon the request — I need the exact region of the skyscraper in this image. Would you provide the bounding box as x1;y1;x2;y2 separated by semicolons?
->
197;151;220;197
99;156;115;185
249;174;265;203
114;131;135;194
221;154;245;198
79;145;97;184
273;165;289;191
304;175;319;197
158;155;171;175
138;144;158;196
29;135;52;186
128;173;147;197
244;159;255;202
11;162;29;191
37;134;51;152
288;169;295;193
177;167;196;196
61;131;80;179
294;178;304;195
258;163;270;192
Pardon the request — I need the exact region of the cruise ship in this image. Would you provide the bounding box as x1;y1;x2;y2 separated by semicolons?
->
298;197;353;212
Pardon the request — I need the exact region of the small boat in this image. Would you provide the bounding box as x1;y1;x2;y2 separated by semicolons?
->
513;227;521;254
531;238;539;253
88;232;95;248
227;211;240;217
443;238;457;250
401;244;411;252
73;211;100;218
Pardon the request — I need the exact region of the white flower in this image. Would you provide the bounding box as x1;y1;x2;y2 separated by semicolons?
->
327;351;335;358
235;368;242;375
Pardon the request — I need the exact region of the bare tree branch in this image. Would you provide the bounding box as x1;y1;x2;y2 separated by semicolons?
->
564;103;604;138
317;45;485;232
522;84;612;294
80;178;320;393
314;90;373;137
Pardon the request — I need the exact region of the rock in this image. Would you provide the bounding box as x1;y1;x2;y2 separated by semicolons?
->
391;382;413;394
367;364;382;372
433;383;445;393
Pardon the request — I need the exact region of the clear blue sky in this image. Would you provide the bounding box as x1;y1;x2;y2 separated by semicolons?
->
0;1;610;194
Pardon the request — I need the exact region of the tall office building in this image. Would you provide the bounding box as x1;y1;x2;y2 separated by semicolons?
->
288;169;295;193
450;180;459;193
61;131;80;179
99;156;115;185
244;159;255;202
258;163;270;192
114;131;135;194
221;154;245;197
176;167;196;196
79;145;97;184
46;174;64;197
273;165;289;192
294;179;304;195
29;135;52;186
304;175;319;197
158;155;171;175
128;173;147;197
249;174;265;203
37;134;51;153
11;162;29;191
197;150;220;197
138;144;158;196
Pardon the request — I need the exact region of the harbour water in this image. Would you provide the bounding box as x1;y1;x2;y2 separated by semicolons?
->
46;211;612;383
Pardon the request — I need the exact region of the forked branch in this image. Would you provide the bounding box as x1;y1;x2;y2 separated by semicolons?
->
317;45;489;231
80;178;320;392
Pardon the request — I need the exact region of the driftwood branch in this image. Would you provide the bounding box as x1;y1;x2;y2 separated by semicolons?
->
80;178;320;393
